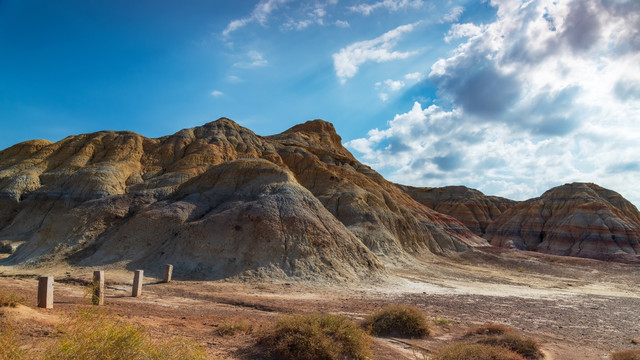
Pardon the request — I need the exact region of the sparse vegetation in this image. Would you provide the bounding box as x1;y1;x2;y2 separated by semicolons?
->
0;290;26;308
611;349;640;360
477;333;544;360
44;308;206;360
0;320;27;360
259;313;371;360
216;319;254;336
465;323;514;337
432;317;453;326
364;304;430;338
431;343;526;360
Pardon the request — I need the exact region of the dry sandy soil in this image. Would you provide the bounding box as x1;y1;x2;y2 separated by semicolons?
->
1;247;639;360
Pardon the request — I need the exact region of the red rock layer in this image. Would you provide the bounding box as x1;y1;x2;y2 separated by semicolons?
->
398;185;516;236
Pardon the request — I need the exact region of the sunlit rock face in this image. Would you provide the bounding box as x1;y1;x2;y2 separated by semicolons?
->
485;183;640;258
0;118;485;281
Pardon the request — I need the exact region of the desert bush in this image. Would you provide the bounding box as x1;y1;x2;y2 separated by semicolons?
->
0;290;26;308
0;320;27;360
611;349;640;360
431;342;526;360
465;323;515;337
216;320;254;336
364;304;430;338
44;308;206;360
477;333;544;360
259;313;371;360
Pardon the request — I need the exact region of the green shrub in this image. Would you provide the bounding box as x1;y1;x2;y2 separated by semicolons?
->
259;313;371;360
0;291;26;308
0;320;27;360
432;317;453;326
216;320;253;336
45;308;206;360
431;343;526;360
477;333;544;360
364;305;430;338
611;349;640;360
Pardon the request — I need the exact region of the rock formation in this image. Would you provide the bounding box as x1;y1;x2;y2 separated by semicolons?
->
0;118;485;281
398;185;516;236
485;183;640;258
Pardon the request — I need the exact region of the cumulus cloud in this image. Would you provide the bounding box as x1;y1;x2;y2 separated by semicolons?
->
223;0;290;36
347;0;640;205
332;22;421;83
281;2;334;31
335;20;350;28
349;0;423;16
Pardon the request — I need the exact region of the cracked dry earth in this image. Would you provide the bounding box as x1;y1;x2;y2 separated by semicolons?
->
1;248;639;360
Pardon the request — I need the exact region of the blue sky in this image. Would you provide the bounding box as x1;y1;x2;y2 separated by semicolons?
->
1;0;640;206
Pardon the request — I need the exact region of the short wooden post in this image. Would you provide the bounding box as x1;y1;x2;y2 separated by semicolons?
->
37;276;53;309
132;270;143;297
162;264;173;283
92;270;104;305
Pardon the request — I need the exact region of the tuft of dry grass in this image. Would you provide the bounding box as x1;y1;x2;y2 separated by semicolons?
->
432;317;453;326
364;304;430;338
0;290;26;308
0;320;27;360
431;343;527;360
44;308;206;360
611;349;640;360
216;320;254;336
259;313;371;360
477;333;544;360
465;323;515;337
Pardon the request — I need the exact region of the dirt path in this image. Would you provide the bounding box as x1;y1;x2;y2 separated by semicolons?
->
1;250;639;359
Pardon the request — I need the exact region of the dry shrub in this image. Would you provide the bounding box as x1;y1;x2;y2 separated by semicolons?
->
465;323;515;337
477;333;544;360
259;313;371;360
216;320;254;336
0;290;26;308
0;320;27;360
432;343;526;360
364;304;430;338
44;308;206;360
611;349;640;360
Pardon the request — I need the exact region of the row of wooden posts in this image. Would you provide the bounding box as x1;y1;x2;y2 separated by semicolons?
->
37;264;174;309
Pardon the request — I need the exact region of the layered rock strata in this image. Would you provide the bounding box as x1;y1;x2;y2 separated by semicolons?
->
485;183;640;257
398;185;516;236
0;118;485;280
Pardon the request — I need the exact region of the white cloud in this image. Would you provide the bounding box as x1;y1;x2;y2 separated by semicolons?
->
210;90;224;97
349;0;423;16
404;72;424;81
223;0;290;36
332;22;421;83
347;0;640;206
234;50;268;68
335;20;350;28
442;6;464;23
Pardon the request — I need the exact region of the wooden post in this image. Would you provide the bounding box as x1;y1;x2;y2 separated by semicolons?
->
37;276;53;309
162;264;173;283
92;270;104;305
132;270;143;297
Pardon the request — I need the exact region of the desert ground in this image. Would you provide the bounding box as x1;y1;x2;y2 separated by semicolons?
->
1;247;639;360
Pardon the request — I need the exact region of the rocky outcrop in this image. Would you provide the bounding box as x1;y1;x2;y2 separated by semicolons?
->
485;183;640;258
0;118;485;281
398;185;517;236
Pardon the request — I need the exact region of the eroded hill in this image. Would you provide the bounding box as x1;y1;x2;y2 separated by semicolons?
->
0;118;484;281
